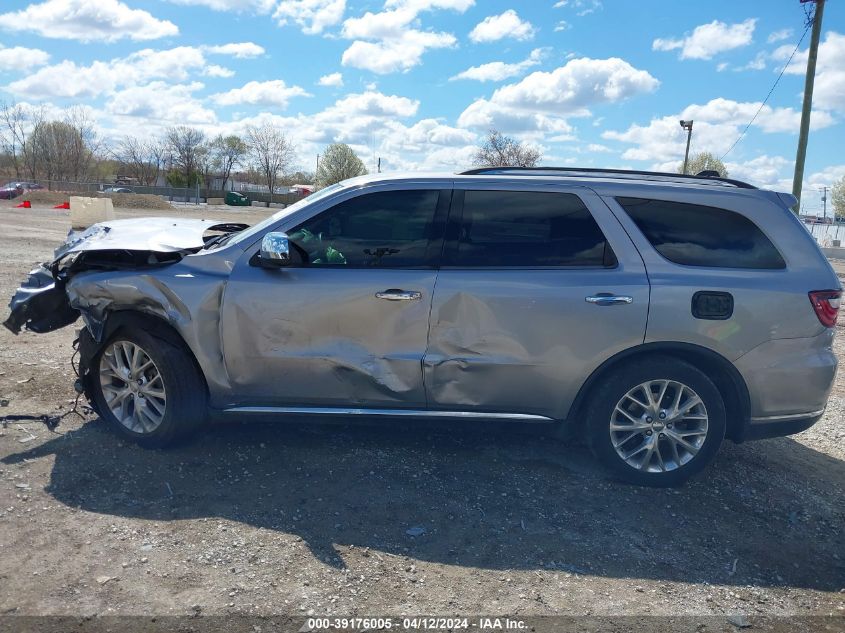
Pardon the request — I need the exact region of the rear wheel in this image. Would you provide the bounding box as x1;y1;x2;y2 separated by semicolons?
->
585;356;725;486
93;328;207;447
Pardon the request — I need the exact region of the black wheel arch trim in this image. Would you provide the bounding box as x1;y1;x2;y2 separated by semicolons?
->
569;342;752;442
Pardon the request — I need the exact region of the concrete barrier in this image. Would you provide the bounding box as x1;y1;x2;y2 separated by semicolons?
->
822;246;845;260
70;196;115;229
269;203;286;209
207;197;224;205
251;201;269;208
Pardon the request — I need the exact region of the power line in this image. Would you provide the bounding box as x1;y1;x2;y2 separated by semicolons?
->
720;11;814;161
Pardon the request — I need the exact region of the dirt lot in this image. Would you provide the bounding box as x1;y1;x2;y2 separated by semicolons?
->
0;204;842;628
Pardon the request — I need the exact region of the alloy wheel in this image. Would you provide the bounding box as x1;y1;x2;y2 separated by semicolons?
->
99;340;167;434
609;379;709;473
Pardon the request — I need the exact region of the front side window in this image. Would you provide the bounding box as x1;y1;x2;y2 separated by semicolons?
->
450;190;615;267
289;190;441;267
616;197;786;269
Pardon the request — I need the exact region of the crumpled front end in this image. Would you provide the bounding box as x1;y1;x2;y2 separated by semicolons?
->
3;217;247;336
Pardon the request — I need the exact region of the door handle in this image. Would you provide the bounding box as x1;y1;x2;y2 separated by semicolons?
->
375;289;422;301
585;294;634;306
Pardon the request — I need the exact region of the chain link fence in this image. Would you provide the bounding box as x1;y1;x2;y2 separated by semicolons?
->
5;178;302;206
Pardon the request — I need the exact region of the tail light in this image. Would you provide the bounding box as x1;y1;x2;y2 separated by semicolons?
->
808;290;841;327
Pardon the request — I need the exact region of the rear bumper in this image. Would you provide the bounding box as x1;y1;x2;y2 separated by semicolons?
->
742;410;824;441
734;329;837;424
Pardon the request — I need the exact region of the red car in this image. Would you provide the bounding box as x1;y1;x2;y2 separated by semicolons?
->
0;183;24;200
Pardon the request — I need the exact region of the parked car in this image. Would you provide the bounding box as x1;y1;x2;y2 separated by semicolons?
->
102;186;134;194
4;168;840;486
0;183;24;199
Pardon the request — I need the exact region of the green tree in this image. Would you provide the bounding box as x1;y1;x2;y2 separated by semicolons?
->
832;175;845;220
316;143;368;188
677;151;729;177
210;134;248;189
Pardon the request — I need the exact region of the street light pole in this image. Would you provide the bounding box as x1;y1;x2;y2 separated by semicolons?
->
680;120;694;175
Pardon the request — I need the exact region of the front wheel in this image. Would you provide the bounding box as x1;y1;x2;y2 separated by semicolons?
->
585;356;726;487
92;328;207;447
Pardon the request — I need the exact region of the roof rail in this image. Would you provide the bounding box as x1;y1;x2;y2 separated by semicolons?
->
459;166;758;190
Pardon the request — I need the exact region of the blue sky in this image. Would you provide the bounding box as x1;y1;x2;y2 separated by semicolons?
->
0;0;842;212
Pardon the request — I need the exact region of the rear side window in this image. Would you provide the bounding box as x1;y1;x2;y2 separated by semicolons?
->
451;190;615;267
616;197;785;269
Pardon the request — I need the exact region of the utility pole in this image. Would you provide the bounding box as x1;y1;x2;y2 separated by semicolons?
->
679;120;694;174
792;0;826;213
821;186;828;221
377;157;381;174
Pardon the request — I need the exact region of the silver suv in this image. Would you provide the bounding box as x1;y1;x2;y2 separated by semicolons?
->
5;167;840;486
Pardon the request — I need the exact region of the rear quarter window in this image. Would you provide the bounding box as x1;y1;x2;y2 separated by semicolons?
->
616;197;786;269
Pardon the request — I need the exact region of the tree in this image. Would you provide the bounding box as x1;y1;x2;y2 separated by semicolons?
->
209;134;248;190
315;143;367;187
114;136;167;185
677;151;729;178
165;126;205;185
246;123;295;202
471;130;541;168
832;175;845;220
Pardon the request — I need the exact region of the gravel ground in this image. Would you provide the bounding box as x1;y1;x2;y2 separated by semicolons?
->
0;204;843;628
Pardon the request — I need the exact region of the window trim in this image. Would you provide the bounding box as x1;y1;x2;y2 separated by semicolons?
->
615;196;787;271
283;188;451;270
441;188;619;270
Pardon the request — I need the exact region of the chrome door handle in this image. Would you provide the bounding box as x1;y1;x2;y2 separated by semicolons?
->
375;289;422;301
585;294;633;306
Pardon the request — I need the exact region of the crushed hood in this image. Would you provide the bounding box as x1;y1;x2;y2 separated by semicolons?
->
4;217;248;335
54;217;249;261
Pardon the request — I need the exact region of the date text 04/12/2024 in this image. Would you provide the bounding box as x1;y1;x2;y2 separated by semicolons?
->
305;617;527;630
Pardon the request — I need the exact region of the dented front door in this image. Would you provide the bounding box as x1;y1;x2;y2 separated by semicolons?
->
424;183;649;420
220;187;448;409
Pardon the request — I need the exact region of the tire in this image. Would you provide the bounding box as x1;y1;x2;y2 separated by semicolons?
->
92;327;207;447
585;355;726;487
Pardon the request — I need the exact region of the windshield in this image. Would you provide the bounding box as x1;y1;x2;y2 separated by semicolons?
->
225;183;345;247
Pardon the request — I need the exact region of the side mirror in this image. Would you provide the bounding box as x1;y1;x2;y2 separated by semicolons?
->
258;232;291;267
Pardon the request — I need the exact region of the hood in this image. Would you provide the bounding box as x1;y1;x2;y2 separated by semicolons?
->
54;217;249;262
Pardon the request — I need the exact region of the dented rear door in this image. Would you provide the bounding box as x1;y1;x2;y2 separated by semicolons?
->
424;182;649;420
220;186;449;409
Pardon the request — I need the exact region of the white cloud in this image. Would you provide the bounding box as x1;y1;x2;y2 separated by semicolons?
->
7;46;212;99
554;20;569;32
212;80;311;108
457;56;657;138
274;0;346;34
469;10;536;43
768;28;793;44
165;0;275;11
778;31;845;114
0;46;50;71
107;81;217;125
653;18;756;60
0;0;178;43
449;48;545;82
318;72;344;87
489;57;659;114
203;65;235;78
205;42;266;58
603;98;836;164
553;0;602;16
339;1;470;74
342;32;455;74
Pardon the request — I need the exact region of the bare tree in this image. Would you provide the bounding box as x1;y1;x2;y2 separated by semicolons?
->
165;126;205;185
472;130;541;168
209;134;248;190
246;123;295;202
676;151;729;178
315;143;368;188
0;101;45;180
115;136;167;185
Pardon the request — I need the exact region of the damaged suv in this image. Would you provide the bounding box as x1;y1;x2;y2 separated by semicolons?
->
5;168;840;486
